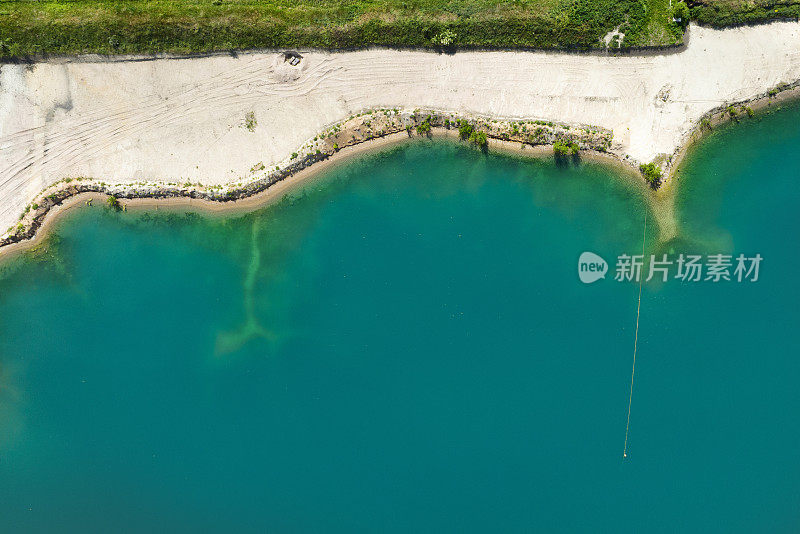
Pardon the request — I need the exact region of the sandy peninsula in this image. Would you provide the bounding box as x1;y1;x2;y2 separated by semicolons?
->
1;21;800;243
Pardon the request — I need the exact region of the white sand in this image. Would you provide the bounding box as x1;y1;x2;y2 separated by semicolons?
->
1;21;800;235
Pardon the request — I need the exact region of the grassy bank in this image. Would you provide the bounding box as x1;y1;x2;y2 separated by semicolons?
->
0;0;682;58
0;0;797;59
691;0;800;27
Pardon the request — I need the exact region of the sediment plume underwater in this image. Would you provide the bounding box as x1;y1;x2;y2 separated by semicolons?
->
1;102;800;531
214;219;273;355
206;145;681;359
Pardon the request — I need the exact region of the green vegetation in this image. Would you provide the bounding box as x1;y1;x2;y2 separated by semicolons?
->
553;142;569;157
1;0;796;58
671;1;690;28
691;0;800;27
432;29;457;49
416;116;432;135
0;0;692;58
458;121;474;140
639;162;662;188
107;195;121;210
244;111;257;132
468;130;488;148
553;140;579;157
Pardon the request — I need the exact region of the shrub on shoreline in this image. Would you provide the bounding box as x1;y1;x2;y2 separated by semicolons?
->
639;162;662;188
468;130;487;149
458;121;474;140
553;140;579;158
416;116;432;135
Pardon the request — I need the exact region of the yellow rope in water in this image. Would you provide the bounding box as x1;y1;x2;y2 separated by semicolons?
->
623;210;647;459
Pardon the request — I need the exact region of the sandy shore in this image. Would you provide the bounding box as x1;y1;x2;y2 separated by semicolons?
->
0;131;413;259
1;21;800;243
0;130;660;261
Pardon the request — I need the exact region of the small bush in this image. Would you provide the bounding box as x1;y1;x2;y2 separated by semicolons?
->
671;1;690;28
553;141;579;157
416;117;432;135
553;141;570;157
107;195;121;210
244;111;257;132
458;121;474;140
639;163;662;188
432;29;457;48
468;130;488;148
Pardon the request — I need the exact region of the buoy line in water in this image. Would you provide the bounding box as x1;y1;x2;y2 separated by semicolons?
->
623;210;647;460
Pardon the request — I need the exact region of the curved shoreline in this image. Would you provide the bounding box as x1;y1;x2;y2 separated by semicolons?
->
2;78;800;261
0;153;656;269
662;78;800;187
652;78;800;240
0;109;616;256
0;131;430;261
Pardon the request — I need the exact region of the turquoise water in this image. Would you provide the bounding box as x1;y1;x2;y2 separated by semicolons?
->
1;108;799;532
